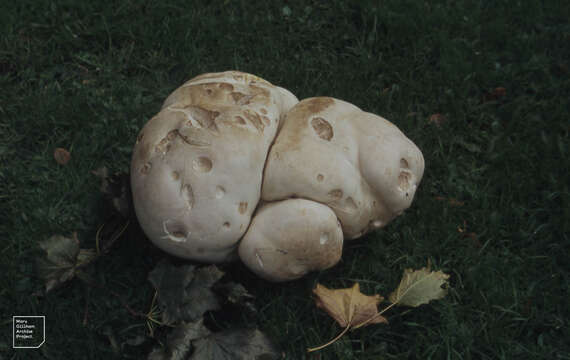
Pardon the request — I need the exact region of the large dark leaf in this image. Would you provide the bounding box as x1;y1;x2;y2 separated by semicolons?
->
36;234;96;292
214;282;258;320
148;320;211;360
148;261;225;324
190;328;280;360
92;167;131;218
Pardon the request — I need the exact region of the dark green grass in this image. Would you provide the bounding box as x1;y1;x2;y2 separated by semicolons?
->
1;0;568;358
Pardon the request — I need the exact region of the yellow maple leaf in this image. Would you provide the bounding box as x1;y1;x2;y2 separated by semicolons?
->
312;283;387;328
308;264;451;352
308;283;387;352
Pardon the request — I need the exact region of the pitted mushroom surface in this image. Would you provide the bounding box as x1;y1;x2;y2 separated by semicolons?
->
262;97;425;239
131;71;298;263
131;71;425;280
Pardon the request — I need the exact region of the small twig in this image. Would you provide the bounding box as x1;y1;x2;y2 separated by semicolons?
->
307;325;351;353
351;301;398;330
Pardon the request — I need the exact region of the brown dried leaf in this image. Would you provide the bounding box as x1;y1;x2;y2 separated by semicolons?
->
91;167;131;218
448;198;465;207
428;113;445;127
462;232;480;248
313;283;387;329
308;283;387;352
388;266;450;307
434;196;464;207
483;86;507;102
54;148;71;165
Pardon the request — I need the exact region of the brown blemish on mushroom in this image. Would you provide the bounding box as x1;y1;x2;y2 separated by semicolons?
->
234;116;246;125
262;116;271;126
155;129;178;154
346;197;357;211
316;174;324;182
231;92;256;105
304;97;335;113
311;117;333;141
260;108;268;115
193;157;213;172
218;83;234;91
238;202;248;214
167;130;177;140
181;106;220;133
171;171;180;181
400;158;409;169
141;162;152;174
249;84;270;98
230;91;245;104
223;222;231;229
215;186;225;199
176;129;211;147
171;231;185;238
328;189;343;199
243;110;265;133
163;220;187;243
181;184;194;210
398;171;411;191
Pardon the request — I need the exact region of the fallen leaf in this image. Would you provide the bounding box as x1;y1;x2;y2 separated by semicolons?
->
92;168;131;218
54;148;71;165
310;266;451;352
491;86;506;98
428;113;445;127
148;320;211;360
308;283;387;352
462;232;480;248
448;198;465;207
434;197;465;207
190;328;280;360
388;266;450;307
214;282;258;320
148;261;225;325
123;334;147;347
313;283;387;329
483;87;507;102
35;233;97;292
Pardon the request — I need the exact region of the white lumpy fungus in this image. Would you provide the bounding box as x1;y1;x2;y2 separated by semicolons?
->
131;71;424;281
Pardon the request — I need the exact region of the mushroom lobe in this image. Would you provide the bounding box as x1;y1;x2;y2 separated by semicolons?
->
238;199;343;282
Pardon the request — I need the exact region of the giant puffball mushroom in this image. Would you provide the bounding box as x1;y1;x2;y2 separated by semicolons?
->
130;71;298;263
131;72;425;281
261;97;425;239
238;199;344;282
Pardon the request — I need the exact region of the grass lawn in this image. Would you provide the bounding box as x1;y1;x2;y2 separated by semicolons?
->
1;0;568;358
